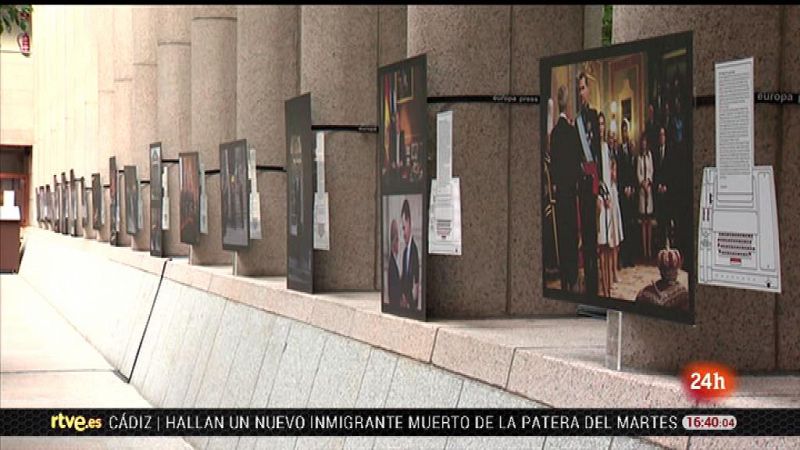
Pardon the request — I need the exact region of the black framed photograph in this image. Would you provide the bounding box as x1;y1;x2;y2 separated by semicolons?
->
109;157;119;244
34;187;40;223
540;31;694;324
92;173;102;231
46;184;53;228
53;176;59;231
52;176;58;231
220;139;250;251
285;93;315;293
378;54;428;321
179;152;201;245
69;169;78;236
60;172;68;235
124;165;139;236
150;142;163;257
80;177;88;230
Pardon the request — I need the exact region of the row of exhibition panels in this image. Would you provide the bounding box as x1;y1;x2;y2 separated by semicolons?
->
32;31;703;325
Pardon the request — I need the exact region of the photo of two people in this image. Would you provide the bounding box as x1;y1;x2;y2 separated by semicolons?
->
382;195;423;315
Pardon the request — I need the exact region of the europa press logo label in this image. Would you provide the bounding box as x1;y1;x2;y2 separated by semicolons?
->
680;361;737;402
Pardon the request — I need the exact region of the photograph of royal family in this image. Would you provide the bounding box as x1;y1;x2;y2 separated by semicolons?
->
543;41;692;316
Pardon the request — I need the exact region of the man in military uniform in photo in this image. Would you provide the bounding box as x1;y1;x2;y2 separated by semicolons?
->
618;119;639;268
575;72;601;296
550;85;582;292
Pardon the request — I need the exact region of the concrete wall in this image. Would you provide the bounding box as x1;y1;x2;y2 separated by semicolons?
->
409;6;583;317
234;6;297;276
611;5;799;372
22;228;797;449
19;228;646;450
300;6;379;291
95;6;114;243
0;21;34;147
156;6;191;257
25;5;800;376
777;6;800;372
1;11;35;227
31;5;583;316
189;6;238;266
131;6;159;252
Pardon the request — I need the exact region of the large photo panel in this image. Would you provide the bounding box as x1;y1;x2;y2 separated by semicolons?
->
285;93;315;294
80;177;87;230
51;176;58;231
541;31;693;324
124;165;139;236
150;143;163;256
69;169;78;236
220;139;250;251
60;172;68;235
35;186;41;223
46;184;53;228
378;54;428;321
92;173;102;231
109;157;118;244
179;152;201;245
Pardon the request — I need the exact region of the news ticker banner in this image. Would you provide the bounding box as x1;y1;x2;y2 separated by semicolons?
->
1;409;797;437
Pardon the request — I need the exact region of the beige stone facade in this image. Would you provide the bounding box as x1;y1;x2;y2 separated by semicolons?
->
17;5;800;375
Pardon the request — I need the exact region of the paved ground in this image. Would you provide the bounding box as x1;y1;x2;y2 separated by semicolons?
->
0;274;190;449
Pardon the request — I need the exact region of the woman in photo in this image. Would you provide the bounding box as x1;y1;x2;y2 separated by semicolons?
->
387;219;402;305
596;112;612;297
609;157;624;283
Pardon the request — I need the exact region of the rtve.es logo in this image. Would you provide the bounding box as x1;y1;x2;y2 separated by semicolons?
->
50;412;103;432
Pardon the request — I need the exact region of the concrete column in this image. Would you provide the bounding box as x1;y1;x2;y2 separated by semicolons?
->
583;5;604;49
113;6;133;247
57;9;66;200
777;5;800;371
156;7;191;257
611;5;786;371
77;8;96;240
299;6;377;291
32;8;50;220
235;6;298;276
64;7;75;218
65;8;79;237
379;6;407;66
508;6;585;316
131;7;158;252
190;6;237;265
407;6;510;317
83;6;99;240
95;7;114;243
